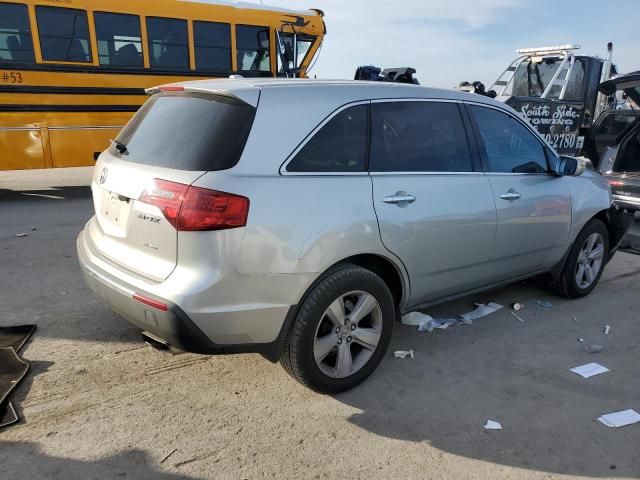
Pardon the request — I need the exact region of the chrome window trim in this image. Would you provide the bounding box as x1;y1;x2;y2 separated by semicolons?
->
369;171;485;177
280;100;371;176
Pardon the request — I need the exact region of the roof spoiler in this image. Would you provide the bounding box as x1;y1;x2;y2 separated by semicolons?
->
145;83;259;107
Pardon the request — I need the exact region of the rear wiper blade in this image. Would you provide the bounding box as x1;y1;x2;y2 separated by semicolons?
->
109;138;128;154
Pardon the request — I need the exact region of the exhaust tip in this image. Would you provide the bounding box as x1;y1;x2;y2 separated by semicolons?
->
142;331;171;352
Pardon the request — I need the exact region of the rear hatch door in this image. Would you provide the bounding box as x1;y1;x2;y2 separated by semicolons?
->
88;90;257;282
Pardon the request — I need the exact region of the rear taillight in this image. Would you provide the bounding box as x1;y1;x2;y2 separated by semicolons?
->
139;179;249;231
608;180;624;188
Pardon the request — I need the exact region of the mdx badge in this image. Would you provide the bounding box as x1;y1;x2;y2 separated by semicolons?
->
138;213;161;224
99;167;108;184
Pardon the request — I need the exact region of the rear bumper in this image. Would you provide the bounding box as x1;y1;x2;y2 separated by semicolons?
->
77;230;297;361
613;194;640;212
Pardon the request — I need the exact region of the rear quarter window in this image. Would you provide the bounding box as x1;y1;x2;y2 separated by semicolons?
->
115;93;256;171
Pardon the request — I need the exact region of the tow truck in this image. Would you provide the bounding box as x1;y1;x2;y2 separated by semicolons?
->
464;43;616;156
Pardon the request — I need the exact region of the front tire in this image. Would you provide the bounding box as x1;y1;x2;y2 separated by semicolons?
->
554;219;609;299
280;264;394;394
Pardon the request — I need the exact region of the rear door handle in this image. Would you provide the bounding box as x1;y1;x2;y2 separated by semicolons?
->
382;192;416;206
499;190;521;201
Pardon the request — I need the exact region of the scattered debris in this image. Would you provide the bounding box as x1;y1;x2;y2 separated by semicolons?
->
572;316;578;322
460;302;503;322
60;291;67;296
570;362;610;379
604;325;611;335
418;318;459;332
578;338;585;343
510;311;525;323
597;409;640;428
14;233;27;238
401;312;432;327
161;448;178;464
585;344;604;354
394;350;415;359
537;300;554;308
483;420;503;430
511;303;524;311
31;227;37;231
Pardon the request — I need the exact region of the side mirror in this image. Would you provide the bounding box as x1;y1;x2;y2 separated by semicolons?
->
557;156;586;176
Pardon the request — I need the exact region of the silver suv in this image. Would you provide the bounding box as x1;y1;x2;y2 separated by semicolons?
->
78;79;632;393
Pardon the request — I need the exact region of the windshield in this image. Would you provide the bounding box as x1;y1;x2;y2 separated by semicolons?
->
115;93;255;171
510;58;585;101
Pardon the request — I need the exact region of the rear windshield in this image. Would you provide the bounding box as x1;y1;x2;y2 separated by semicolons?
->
115;93;256;171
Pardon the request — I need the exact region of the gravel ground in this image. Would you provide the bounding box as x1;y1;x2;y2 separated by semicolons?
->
1;168;639;480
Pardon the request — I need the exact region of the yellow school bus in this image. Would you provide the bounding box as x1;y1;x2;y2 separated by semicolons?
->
0;0;325;170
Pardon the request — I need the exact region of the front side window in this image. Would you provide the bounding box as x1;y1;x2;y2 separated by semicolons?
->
470;105;548;174
370;101;472;172
36;6;91;62
194;21;231;72
146;17;189;70
287;104;368;173
94;12;142;68
236;25;270;73
0;2;34;63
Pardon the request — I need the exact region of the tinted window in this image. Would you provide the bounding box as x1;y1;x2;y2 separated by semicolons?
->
471;105;548;173
287;105;368;173
115;94;256;171
511;59;585;101
0;2;34;63
146;17;189;70
94;12;142;68
36;6;91;62
236;25;270;73
194;21;231;72
370;101;472;172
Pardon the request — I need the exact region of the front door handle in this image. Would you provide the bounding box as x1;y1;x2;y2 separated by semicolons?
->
499;189;522;201
382;192;416;206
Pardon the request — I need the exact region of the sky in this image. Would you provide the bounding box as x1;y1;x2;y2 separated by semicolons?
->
250;0;638;88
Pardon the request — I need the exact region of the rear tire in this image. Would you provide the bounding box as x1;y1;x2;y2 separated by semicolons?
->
280;264;394;394
553;219;609;299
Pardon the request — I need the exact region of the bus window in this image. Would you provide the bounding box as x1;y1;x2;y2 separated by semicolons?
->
236;25;270;73
194;21;231;72
36;6;91;63
146;17;189;70
94;12;143;68
0;2;34;64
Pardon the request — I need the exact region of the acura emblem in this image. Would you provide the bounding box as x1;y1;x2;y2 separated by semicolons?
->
99;167;108;184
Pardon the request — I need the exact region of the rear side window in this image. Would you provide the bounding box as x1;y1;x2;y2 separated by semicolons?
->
236;25;270;73
470;105;548;173
370;101;472;172
94;12;143;68
115;94;256;171
287;104;368;173
36;6;91;62
147;17;189;70
194;21;231;72
0;2;34;63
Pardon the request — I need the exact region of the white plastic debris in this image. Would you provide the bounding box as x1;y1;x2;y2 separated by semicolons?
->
15;233;27;238
604;325;611;335
418;318;459;333
394;350;415;359
597;410;640;428
401;312;432;326
460;302;503;322
570;362;610;379
483;420;503;430
511;303;524;311
578;338;585;343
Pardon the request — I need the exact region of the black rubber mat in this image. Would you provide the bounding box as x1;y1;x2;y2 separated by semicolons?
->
0;324;36;428
0;324;36;351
